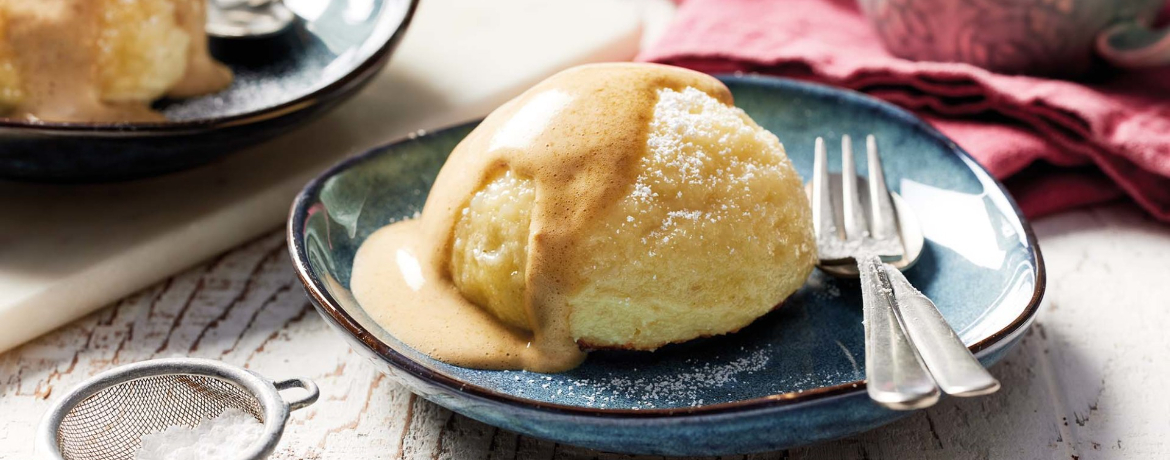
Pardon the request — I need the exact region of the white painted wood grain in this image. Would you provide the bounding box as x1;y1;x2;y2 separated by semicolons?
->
3;202;1168;459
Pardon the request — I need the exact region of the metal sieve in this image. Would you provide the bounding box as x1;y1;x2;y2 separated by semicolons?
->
36;358;318;460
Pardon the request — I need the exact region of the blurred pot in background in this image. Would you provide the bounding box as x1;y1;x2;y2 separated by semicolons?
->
857;0;1170;76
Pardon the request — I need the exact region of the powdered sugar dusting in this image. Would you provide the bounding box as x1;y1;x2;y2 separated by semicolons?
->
133;408;263;460
604;86;802;260
498;346;773;409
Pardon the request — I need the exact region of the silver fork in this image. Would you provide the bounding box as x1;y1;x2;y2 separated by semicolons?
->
812;135;999;410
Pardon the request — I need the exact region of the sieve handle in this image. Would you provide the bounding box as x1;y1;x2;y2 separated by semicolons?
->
274;377;320;411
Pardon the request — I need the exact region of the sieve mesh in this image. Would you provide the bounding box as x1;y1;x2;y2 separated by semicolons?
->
55;374;264;460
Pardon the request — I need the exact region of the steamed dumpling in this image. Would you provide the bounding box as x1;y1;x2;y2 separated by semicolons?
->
0;0;231;121
450;85;816;350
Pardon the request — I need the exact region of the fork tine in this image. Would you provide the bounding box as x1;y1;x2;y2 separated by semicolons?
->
866;135;899;242
840;135;868;241
812;137;836;241
814;137;851;263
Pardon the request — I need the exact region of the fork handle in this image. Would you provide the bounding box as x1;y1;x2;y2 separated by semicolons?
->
857;254;939;410
884;266;1001;397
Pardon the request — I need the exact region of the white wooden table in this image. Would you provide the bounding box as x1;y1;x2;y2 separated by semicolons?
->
3;202;1168;460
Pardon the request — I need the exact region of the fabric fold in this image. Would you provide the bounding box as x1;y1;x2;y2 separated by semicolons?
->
640;0;1170;220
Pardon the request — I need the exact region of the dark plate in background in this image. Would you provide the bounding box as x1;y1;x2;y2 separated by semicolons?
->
0;0;417;182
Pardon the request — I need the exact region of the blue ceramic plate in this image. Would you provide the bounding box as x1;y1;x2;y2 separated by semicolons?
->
0;0;417;182
288;76;1045;455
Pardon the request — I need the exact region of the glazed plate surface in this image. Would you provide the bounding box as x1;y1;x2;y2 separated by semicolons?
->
289;76;1044;455
0;0;416;181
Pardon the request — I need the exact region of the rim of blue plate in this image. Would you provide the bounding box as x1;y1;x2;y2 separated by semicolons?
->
0;0;420;134
287;74;1047;418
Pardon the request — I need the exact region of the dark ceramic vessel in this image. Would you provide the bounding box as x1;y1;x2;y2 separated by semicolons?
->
0;0;418;182
287;76;1046;455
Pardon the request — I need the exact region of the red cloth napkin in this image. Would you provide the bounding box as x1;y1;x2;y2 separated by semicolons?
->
639;0;1170;221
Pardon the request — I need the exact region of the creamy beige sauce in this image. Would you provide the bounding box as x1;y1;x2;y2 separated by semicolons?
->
351;63;731;372
0;0;231;122
168;0;233;99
